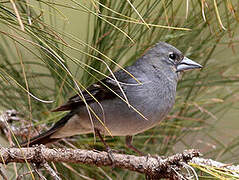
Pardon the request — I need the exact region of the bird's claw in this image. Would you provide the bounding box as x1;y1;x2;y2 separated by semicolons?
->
106;147;116;168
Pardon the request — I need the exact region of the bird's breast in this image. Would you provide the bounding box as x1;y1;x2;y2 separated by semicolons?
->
92;79;177;136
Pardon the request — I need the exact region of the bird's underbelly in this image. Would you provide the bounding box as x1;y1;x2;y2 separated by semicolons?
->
51;113;164;138
51;98;173;138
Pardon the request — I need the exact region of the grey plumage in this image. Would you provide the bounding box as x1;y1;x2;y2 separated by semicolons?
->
21;42;202;147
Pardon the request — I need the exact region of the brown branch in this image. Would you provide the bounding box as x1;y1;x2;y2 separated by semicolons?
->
3;110;239;178
0;146;200;179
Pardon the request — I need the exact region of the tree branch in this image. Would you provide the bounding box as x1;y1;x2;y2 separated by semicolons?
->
0;146;200;179
2;110;239;179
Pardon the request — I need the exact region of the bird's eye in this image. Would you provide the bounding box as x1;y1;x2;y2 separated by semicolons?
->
169;53;177;61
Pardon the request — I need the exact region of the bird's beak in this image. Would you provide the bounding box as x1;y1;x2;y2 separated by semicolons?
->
176;57;202;72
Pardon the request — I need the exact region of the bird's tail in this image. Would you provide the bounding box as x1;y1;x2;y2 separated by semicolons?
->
20;129;59;147
20;112;75;147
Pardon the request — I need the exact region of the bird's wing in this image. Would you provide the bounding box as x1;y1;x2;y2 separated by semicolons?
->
52;78;123;112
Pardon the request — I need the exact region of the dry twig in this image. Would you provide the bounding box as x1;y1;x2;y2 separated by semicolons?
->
0;146;200;179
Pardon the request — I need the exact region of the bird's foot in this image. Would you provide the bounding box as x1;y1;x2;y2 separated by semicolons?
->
106;147;126;168
106;147;116;168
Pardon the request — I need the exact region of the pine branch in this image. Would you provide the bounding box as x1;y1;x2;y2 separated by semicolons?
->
2;110;239;179
0;146;200;179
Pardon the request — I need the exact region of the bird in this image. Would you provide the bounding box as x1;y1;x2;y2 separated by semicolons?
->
20;42;202;155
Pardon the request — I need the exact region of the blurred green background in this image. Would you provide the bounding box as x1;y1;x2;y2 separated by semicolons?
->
0;0;239;179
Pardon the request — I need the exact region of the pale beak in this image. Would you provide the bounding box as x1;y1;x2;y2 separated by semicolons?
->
176;57;202;72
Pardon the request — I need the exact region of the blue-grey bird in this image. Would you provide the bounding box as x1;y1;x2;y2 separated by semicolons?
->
21;42;202;154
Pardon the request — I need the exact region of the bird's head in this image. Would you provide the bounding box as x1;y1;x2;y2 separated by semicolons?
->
145;42;202;78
